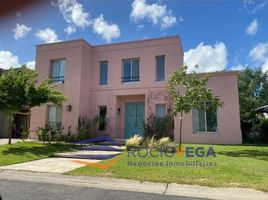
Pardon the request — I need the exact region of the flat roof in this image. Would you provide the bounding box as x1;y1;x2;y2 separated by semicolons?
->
36;35;181;48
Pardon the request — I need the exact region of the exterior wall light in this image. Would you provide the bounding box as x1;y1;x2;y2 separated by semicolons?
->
67;105;72;112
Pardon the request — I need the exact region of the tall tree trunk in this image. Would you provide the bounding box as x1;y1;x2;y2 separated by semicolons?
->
8;114;14;145
179;111;183;151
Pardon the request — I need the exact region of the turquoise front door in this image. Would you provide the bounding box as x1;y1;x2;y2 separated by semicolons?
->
125;102;145;138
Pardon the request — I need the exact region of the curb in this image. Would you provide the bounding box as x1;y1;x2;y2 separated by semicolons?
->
0;170;267;200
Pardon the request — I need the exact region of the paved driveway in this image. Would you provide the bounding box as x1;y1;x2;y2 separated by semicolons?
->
0;139;22;145
0;158;100;173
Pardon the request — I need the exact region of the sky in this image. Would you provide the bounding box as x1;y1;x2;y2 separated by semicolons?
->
0;0;268;72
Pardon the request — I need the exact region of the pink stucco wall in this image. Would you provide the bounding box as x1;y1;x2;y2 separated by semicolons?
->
30;36;242;144
174;71;242;144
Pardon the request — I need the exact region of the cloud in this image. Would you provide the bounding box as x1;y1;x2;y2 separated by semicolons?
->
25;61;35;70
0;51;35;70
252;0;268;13
58;0;90;29
249;42;268;72
130;0;177;29
13;23;32;40
92;14;121;42
0;51;20;69
64;25;76;35
246;19;259;36
184;42;228;73
35;28;59;43
242;0;268;13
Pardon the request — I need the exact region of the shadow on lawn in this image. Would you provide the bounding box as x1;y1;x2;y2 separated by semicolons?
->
2;144;75;157
218;150;268;161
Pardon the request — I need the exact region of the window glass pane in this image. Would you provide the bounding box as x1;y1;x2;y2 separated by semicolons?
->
51;59;65;83
48;105;62;128
132;59;139;81
156;56;165;81
56;106;63;123
48;106;56;123
123;60;131;82
59;60;65;77
156;104;166;118
206;110;217;132
99;106;107;131
193;108;206;132
52;61;58;78
100;62;108;85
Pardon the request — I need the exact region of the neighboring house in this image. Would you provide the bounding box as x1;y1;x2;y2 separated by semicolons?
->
0;67;8;138
0;67;30;138
30;36;242;144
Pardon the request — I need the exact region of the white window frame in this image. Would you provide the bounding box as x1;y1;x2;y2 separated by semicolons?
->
100;61;108;85
155;55;165;82
122;58;140;83
47;105;63;129
192;102;218;133
50;59;65;84
155;104;167;118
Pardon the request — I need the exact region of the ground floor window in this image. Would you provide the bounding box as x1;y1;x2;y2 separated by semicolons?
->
99;106;107;131
155;104;167;118
47;105;62;129
193;102;218;133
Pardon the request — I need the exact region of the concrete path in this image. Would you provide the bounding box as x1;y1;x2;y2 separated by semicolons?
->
0;158;101;173
0;139;22;145
0;170;267;200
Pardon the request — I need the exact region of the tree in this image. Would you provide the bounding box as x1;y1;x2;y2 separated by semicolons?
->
168;65;223;150
238;67;268;123
237;67;268;136
0;65;66;144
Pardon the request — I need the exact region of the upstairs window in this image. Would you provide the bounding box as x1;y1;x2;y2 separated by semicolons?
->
122;59;140;83
156;55;165;81
47;105;63;129
51;59;65;83
99;106;107;131
156;104;167;118
193;102;218;133
100;61;108;85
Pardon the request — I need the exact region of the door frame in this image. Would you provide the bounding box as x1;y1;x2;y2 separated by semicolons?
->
124;102;145;139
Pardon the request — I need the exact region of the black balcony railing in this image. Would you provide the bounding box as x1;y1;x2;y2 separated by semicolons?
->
50;76;65;83
47;122;62;129
122;76;140;83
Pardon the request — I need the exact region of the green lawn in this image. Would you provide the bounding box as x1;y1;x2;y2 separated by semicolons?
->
0;142;75;166
68;144;268;192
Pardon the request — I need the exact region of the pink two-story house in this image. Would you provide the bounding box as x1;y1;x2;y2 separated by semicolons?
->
30;36;242;144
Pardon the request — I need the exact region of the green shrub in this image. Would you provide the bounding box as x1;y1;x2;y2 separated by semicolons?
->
37;125;63;144
144;114;174;139
260;117;268;143
77;116;100;140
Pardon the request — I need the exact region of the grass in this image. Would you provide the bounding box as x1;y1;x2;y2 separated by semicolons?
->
67;144;268;192
0;141;75;166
